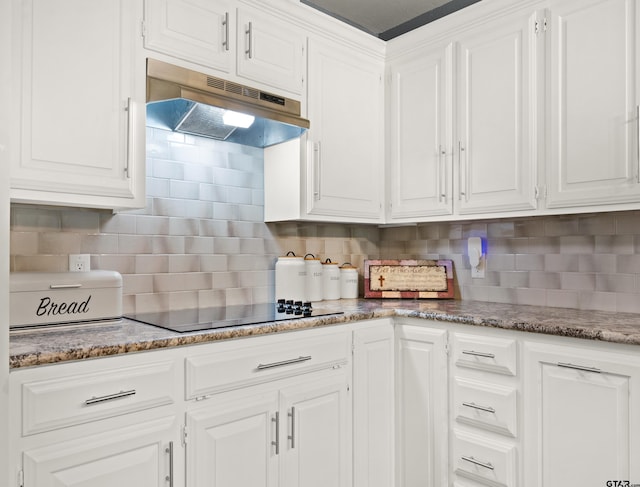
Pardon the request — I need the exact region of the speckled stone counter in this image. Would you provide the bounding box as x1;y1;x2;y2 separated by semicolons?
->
10;299;640;369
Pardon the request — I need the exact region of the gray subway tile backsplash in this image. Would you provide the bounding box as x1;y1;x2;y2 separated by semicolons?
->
10;127;640;314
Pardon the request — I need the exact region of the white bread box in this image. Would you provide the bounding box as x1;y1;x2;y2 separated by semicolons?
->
10;270;123;328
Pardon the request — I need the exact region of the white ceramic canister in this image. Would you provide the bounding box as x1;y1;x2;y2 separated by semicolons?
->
304;254;323;302
322;258;341;300
275;251;306;302
339;263;359;299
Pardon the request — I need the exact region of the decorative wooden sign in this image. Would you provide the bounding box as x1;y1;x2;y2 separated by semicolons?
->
364;259;454;299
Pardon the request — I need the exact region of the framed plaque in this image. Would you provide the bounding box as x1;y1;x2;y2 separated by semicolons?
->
364;259;454;299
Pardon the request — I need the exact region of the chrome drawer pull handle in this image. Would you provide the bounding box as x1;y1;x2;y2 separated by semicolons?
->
557;362;601;374
462;350;495;359
84;389;136;406
257;356;312;370
462;401;496;414
461;455;494;470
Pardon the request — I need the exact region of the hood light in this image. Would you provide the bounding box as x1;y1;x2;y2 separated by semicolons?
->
223;110;255;128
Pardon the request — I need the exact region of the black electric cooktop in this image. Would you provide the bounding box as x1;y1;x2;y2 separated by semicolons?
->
124;302;343;333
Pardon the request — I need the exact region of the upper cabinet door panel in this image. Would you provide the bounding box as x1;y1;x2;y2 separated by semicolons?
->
144;0;232;73
236;7;305;95
11;0;145;209
388;44;453;219
306;37;384;221
456;9;539;214
547;0;640;207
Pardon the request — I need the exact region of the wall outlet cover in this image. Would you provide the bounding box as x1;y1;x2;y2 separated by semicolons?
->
69;254;91;272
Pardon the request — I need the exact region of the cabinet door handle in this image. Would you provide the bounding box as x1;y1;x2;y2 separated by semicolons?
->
438;145;446;203
636;105;639;183
84;389;136;406
462;401;496;414
458;141;467;201
165;441;174;487
288;407;296;448
461;455;494;470
557;362;601;374
124;97;132;178
222;12;229;51
257;355;312;370
272;411;280;454
462;350;495;359
313;141;321;200
245;21;253;59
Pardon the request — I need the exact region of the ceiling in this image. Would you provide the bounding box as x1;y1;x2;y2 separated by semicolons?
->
301;0;481;40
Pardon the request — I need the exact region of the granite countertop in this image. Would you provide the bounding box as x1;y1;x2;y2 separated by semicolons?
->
10;299;640;369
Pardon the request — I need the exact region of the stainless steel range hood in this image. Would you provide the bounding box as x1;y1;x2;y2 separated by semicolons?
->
146;59;309;148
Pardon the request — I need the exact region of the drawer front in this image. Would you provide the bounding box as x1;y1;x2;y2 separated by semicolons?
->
185;330;349;399
453;429;517;487
453;333;517;376
22;360;177;436
453;376;518;437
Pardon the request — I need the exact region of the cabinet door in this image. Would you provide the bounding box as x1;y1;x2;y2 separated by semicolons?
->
236;7;305;95
546;0;640;208
280;369;350;487
144;0;232;73
524;341;640;486
186;393;279;487
306;37;385;222
353;321;395;487
11;0;145;210
395;324;448;487
23;416;177;487
388;44;453;220
456;9;539;214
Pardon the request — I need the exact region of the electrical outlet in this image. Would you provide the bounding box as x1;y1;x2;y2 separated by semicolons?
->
69;254;91;272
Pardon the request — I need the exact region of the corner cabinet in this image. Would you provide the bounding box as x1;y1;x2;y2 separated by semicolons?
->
387;5;539;223
545;0;640;208
10;0;146;210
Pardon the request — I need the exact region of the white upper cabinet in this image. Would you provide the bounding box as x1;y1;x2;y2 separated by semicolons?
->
305;36;385;222
546;0;640;208
143;0;305;97
11;0;146;210
388;43;454;219
143;0;233;73
387;4;539;223
236;6;305;96
455;9;539;215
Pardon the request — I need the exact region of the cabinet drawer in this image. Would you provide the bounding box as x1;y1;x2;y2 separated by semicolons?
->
453;429;517;486
22;360;177;436
185;330;349;399
453;376;518;437
453;332;517;376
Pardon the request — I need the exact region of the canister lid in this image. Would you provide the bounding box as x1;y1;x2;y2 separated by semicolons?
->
304;253;321;261
340;263;357;270
279;251;303;259
322;258;339;265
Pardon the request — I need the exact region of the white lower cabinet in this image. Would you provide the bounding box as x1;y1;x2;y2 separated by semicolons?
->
10;350;183;487
524;339;640;487
11;317;640;487
352;319;395;487
23;416;178;487
395;321;448;487
186;368;349;487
